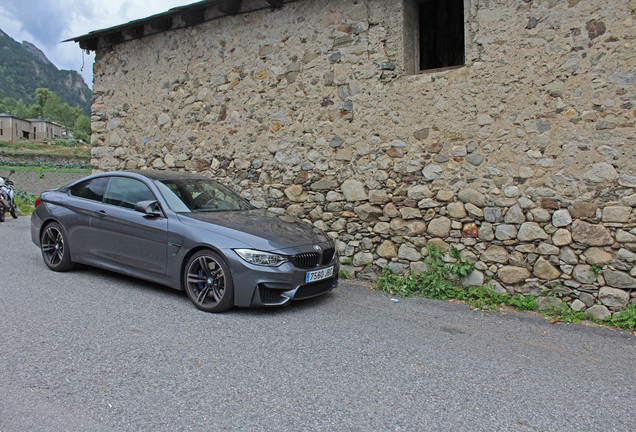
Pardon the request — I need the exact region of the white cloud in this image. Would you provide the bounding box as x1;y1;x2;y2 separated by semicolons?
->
0;0;191;88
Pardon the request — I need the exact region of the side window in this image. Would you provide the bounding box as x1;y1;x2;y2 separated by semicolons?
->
103;177;155;209
69;177;109;202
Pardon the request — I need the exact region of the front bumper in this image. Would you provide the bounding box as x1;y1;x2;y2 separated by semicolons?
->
224;250;339;308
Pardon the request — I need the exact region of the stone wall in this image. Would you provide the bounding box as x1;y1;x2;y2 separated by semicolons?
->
89;0;636;317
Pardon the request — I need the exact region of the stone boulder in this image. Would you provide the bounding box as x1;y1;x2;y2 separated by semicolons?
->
603;270;636;289
583;248;613;266
602;206;632;223
571;220;613;246
427;217;451;238
311;177;339;191
552;228;572;246
583;162;618;183
533;257;561;280
284;184;307;202
462;270;485;287
517;222;548;242
585;305;611;321
354;204;383;221
457;188;486;207
599;287;629;308
341;180;368;202
481;245;509;263
390;219;427;236
552;209;572;227
377;240;398;259
498;266;531;285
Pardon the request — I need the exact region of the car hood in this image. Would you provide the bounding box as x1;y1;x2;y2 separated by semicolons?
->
177;209;331;251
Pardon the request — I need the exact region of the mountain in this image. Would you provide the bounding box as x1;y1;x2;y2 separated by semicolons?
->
0;29;91;115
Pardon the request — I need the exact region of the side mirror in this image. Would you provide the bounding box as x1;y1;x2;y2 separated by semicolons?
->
134;200;162;217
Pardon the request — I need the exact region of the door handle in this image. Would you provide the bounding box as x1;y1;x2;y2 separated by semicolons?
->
95;210;108;217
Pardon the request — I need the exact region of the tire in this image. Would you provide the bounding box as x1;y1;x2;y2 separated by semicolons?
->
0;211;4;222
10;205;18;219
40;222;75;272
183;249;234;312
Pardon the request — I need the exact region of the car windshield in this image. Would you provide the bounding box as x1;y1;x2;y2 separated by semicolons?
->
155;178;253;213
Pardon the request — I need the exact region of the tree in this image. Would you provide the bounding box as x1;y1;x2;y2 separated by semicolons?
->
73;115;91;142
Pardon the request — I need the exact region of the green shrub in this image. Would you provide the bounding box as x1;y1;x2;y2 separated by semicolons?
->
605;304;636;331
379;244;473;300
508;294;539;311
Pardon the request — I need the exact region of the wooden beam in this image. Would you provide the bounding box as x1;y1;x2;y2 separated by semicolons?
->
183;8;207;26
79;38;98;52
265;0;283;8
148;17;173;32
123;25;145;41
218;0;242;15
104;32;124;46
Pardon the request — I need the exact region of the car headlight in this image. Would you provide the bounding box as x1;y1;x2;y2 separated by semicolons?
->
234;249;288;267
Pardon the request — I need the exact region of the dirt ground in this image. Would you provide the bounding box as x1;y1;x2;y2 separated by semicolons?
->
0;170;88;195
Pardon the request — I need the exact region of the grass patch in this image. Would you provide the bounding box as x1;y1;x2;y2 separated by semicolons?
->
542;300;586;324
0;140;91;158
377;244;635;331
339;270;351;280
14;191;38;216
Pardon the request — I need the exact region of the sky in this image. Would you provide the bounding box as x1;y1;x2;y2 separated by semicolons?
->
0;0;193;88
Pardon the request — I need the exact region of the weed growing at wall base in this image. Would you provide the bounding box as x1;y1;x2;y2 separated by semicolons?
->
604;304;636;331
377;244;635;331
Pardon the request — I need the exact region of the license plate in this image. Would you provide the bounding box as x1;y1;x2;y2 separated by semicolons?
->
305;266;334;283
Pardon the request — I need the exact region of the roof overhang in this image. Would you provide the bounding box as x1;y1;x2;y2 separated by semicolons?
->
65;0;290;52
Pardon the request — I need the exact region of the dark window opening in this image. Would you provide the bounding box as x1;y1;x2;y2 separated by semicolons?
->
417;0;465;71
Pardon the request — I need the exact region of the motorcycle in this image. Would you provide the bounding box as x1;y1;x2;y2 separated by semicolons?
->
0;170;19;222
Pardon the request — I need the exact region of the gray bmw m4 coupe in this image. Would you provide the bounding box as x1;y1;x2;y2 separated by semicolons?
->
31;170;338;312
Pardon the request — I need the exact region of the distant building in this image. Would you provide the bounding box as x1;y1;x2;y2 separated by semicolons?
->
0;113;62;141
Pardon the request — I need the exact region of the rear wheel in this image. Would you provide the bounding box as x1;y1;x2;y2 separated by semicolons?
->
40;222;74;271
10;205;18;219
184;250;234;312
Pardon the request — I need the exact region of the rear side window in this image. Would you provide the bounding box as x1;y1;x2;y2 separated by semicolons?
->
103;177;155;209
69;177;109;202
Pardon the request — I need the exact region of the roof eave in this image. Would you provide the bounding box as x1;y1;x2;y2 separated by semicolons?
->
65;0;289;52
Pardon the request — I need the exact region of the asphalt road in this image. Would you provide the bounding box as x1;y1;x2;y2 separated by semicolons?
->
1;216;635;431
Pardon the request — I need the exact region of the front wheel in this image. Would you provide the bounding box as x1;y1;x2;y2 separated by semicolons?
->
40;222;74;271
183;250;234;312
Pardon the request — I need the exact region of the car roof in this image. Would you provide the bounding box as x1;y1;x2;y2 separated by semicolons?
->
111;170;212;181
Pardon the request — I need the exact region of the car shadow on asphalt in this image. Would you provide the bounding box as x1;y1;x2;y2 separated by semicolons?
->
67;262;339;315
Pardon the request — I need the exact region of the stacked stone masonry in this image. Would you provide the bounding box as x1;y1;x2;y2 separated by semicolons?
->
89;0;636;318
